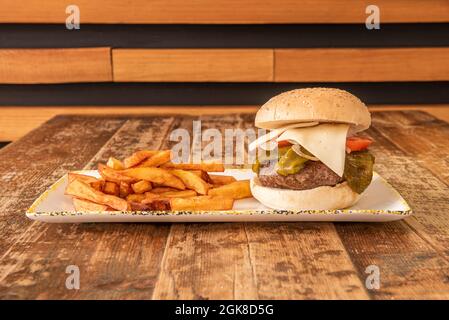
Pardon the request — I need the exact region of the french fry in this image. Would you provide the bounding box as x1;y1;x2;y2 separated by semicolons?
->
151;187;178;194
67;149;240;212
68;172;98;185
98;163;136;184
143;192;162;201
122;167;185;190
170;169;210;195
65;179;129;211
68;173;107;191
138;150;172;168
130;199;171;211
208;180;252;200
73;198;110;211
131;180;152;194
161;162;225;172
124;150;158;168
160;190;197;198
147;199;171;210
188;170;213;184
128;201;148;211
152;183;165;188
119;182;132;198
200;171;213;184
126;193;146;203
107;157;125;170
209;175;237;185
103;181;120;196
170;196;234;211
90;180;105;191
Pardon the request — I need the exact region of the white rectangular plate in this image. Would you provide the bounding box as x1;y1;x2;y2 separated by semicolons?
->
26;169;411;223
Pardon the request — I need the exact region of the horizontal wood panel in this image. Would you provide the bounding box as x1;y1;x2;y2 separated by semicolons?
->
1;105;448;142
1;48;448;83
0;48;112;84
112;49;273;82
275;48;449;82
0;0;448;23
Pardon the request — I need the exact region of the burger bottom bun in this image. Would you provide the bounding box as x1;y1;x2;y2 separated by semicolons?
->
250;177;361;210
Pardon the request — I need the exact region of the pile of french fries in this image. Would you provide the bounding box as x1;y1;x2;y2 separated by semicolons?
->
65;150;252;212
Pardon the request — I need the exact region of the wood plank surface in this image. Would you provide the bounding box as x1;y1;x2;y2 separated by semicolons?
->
0;0;448;23
0;110;448;299
366;112;449;274
275;48;449;82
152;223;370;299
112;49;273;82
0;48;112;84
0;116;126;275
1;105;448;142
0;116;175;298
334;115;449;299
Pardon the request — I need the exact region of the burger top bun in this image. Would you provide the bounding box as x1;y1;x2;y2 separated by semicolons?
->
255;88;371;133
250;177;361;211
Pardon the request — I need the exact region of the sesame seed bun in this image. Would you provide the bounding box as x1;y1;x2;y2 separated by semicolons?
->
255;88;371;134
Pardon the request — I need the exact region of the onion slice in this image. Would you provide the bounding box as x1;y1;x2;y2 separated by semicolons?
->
291;144;319;161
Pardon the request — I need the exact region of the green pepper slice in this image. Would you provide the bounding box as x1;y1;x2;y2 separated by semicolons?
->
344;150;375;194
276;147;309;176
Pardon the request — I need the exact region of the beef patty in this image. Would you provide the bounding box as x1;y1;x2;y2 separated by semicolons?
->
258;161;343;190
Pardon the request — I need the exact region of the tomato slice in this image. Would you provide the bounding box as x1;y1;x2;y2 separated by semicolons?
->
277;138;372;151
346;137;373;151
277;140;293;148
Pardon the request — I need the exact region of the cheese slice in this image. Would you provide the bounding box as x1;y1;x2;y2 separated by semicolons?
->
248;122;319;152
277;123;350;177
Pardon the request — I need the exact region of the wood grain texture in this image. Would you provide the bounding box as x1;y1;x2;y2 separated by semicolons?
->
334;113;449;299
1;105;449;142
0;116;126;275
0;48;112;84
0;0;448;23
0;111;448;299
369;112;449;265
152;223;369;299
112;49;273;82
0;116;175;299
372;111;449;186
275;48;449;82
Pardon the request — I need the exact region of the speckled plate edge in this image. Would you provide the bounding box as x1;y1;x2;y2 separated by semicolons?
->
26;170;412;223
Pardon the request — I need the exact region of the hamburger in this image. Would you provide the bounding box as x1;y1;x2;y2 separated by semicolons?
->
249;88;375;210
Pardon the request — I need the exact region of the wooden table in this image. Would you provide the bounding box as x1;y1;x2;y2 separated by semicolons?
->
0;110;448;300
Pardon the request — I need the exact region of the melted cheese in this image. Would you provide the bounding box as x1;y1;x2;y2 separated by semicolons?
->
277;123;350;177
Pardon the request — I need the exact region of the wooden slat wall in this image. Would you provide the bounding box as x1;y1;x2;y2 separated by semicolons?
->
0;48;112;84
1;0;448;23
1;48;448;84
113;49;273;82
274;48;449;82
1;0;449;141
